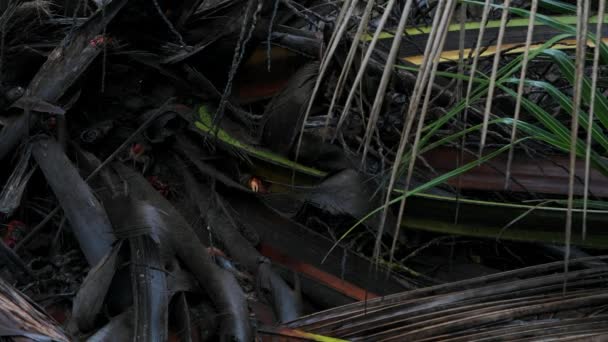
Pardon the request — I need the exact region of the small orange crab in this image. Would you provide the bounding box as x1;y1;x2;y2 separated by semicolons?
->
248;176;268;193
120;142;151;173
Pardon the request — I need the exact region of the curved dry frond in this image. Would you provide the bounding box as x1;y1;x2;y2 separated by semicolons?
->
359;0;416;167
479;0;511;155
332;0;401;138
293;0;358;172
504;0;539;190
582;0;606;239
565;0;591;282
390;0;458;264
375;0;456;263
324;0;376;135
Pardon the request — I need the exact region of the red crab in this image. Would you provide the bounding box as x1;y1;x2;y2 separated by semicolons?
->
89;35;112;48
147;175;170;198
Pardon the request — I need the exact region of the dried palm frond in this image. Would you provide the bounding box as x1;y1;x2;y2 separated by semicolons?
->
286;257;608;341
564;0;590;283
293;0;359;168
582;0;607;239
504;0;539;190
359;0;415;166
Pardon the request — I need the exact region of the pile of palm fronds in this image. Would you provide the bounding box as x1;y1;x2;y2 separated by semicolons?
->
1;0;608;340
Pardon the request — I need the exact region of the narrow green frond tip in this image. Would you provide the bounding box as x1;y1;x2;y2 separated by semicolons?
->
195;105;327;178
295;331;349;342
